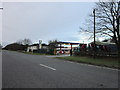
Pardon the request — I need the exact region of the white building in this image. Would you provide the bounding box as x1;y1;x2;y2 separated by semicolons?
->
27;43;48;52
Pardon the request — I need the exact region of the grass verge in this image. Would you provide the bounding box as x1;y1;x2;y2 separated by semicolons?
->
56;56;119;69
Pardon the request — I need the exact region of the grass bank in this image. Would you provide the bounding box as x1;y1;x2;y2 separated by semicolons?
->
56;56;119;69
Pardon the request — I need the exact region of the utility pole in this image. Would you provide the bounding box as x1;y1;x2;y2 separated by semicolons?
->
93;9;96;58
118;1;120;57
0;7;3;50
118;1;120;35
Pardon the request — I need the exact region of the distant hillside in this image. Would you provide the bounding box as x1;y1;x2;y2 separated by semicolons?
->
4;43;26;51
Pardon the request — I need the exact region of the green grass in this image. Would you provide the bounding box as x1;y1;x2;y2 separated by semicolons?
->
56;56;119;69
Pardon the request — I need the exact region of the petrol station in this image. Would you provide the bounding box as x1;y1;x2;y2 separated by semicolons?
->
55;41;83;56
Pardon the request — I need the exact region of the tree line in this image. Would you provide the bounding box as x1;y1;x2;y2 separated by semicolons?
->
3;38;59;52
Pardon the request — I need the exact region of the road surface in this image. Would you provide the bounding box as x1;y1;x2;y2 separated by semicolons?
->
2;50;119;88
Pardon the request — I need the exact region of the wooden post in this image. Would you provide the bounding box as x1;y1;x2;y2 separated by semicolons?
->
70;44;72;56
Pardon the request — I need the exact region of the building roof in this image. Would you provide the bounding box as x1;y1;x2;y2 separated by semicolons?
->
30;44;39;46
57;41;81;45
42;43;48;46
29;43;48;47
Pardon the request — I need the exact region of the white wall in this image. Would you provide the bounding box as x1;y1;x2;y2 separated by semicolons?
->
27;46;38;52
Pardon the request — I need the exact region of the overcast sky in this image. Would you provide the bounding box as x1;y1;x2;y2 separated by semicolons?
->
1;2;96;46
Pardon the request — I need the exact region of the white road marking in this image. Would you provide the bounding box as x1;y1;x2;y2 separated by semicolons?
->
65;61;119;71
40;64;56;71
79;63;119;71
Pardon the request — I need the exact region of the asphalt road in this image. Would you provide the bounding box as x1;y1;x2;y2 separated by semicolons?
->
2;50;119;88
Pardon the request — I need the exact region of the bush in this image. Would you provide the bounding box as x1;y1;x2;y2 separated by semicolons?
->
46;49;54;55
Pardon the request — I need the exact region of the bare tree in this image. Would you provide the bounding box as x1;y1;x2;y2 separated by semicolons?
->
22;38;32;45
80;0;120;56
16;40;23;45
16;38;32;45
48;39;59;49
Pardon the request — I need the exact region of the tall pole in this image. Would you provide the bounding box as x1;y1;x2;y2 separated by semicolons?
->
0;7;3;49
118;1;120;36
0;7;3;90
93;9;96;58
118;1;120;57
